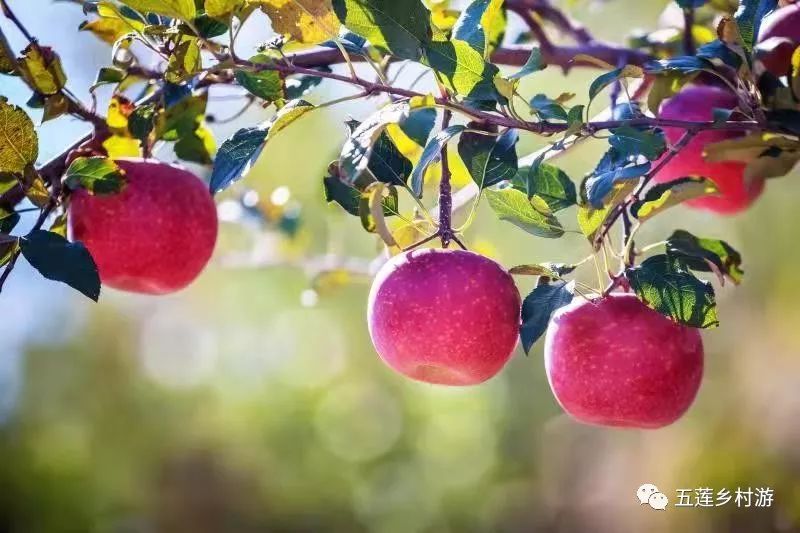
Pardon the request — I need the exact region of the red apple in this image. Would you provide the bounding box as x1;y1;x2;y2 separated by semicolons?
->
544;294;704;428
69;158;218;294
653;85;765;214
367;248;521;385
757;2;800;76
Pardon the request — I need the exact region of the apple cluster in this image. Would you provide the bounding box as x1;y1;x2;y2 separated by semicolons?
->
60;3;800;430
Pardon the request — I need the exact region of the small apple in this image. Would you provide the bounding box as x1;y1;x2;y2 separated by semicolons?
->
544;293;704;428
367;248;521;385
69;158;218;294
654;85;765;214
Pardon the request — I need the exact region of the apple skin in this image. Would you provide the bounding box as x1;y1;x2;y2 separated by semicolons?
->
544;294;704;429
69;158;218;294
367;248;521;386
653;85;765;214
757;3;800;76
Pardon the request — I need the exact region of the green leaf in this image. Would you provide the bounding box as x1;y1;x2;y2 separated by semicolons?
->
174;124;216;164
42;94;70;123
192;13;229;38
205;0;243;18
210;99;314;193
165;37;202;83
509;262;577;278
410;124;466;197
734;0;777;52
509;47;544;79
457;128;518;189
608;126;667;161
21;230;101;301
631;177;718;221
399;108;436;147
368;131;413;186
666;229;744;284
626;254;718;329
484;187;564;238
520;281;574;354
234;69;284;102
517;162;576;212
0;100;38;174
425;39;500;100
129;103;158;144
63;157;127;195
585;161;650;208
323;171;360;215
452;0;504;58
576;179;637;245
529;94;568;121
358;182;400;240
339;102;412;186
119;0;197;20
589;65;643;101
94;66;127;87
17;45;67;96
332;0;432;60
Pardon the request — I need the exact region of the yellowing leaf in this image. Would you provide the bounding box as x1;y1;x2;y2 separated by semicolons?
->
258;0;340;45
205;0;243;17
18;45;67;96
103;135;141;158
118;0;197;21
367;182;397;247
107;96;134;131
80;17;130;44
0;101;38;174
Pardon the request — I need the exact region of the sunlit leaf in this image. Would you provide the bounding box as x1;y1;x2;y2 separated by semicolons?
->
119;0;197;21
631;177;718;220
210;100;314;193
0;100;38;174
235;69;285;102
17;45;67;96
425;39;499;100
666;229;744;284
332;0;432;60
484;186;564;238
64;157;127;195
626;254;718;329
258;0;340;45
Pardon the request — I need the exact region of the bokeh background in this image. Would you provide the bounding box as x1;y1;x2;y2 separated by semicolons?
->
1;1;799;531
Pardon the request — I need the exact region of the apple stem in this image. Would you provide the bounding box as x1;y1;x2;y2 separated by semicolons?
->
439;109;454;248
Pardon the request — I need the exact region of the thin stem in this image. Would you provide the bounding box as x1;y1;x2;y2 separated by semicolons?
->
438;109;454;248
682;8;696;56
